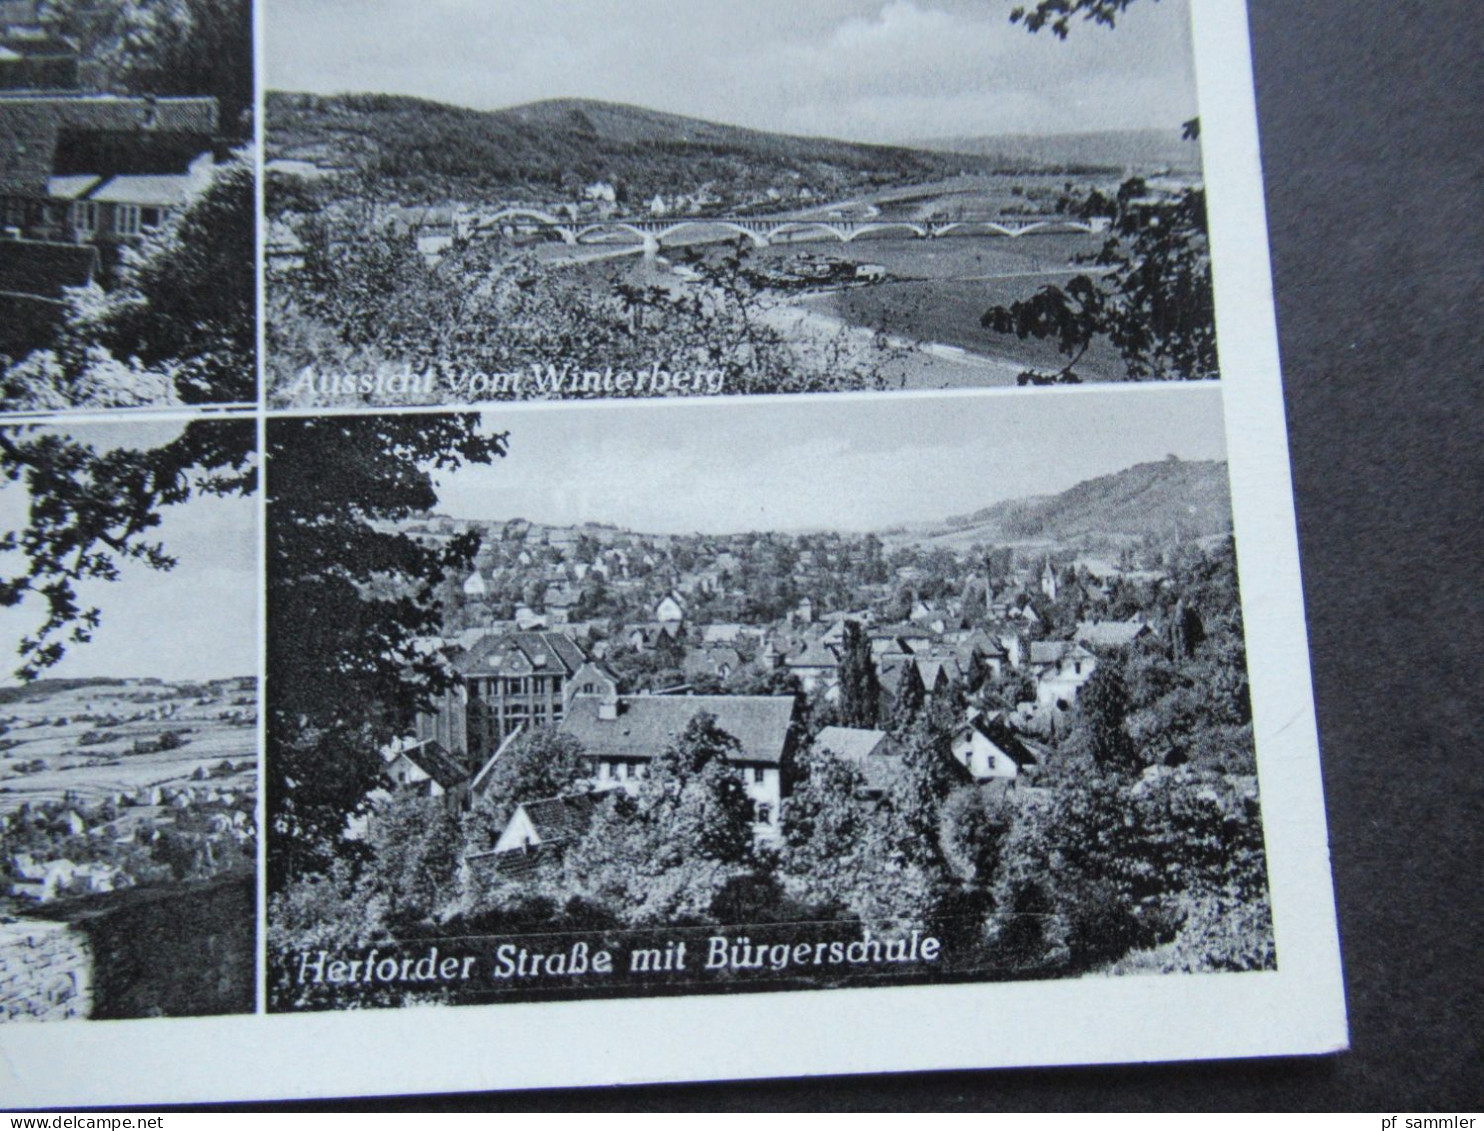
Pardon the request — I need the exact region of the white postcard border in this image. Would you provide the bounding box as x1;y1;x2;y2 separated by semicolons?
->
0;0;1347;1108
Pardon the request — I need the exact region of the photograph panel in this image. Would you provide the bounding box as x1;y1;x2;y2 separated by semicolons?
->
0;415;258;1020
264;0;1213;409
266;390;1271;1013
0;0;256;413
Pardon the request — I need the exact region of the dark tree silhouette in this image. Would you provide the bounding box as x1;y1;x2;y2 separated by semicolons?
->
266;414;506;885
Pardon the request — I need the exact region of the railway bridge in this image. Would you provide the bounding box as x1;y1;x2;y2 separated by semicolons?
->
471;209;1110;252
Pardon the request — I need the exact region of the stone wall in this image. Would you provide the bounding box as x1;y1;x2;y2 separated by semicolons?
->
0;918;92;1022
0;873;254;1022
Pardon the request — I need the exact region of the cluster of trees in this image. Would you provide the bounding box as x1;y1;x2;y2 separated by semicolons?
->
1;790;255;891
40;0;254;134
1;156;257;410
265;92;979;210
981;177;1215;383
268;679;1271;1011
267;211;899;402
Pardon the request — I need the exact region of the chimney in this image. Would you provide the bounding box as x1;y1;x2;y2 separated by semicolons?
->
598;689;620;721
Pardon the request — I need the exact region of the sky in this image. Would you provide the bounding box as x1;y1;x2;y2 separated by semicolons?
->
433;386;1228;535
267;0;1199;143
0;420;259;685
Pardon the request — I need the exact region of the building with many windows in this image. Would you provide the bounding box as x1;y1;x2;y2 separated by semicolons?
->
415;631;616;764
559;692;798;839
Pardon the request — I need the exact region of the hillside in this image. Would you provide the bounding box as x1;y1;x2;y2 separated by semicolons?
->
897;458;1231;548
266;92;1004;204
911;128;1203;176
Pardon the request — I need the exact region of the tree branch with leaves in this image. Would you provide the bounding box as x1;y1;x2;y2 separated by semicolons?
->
0;418;256;681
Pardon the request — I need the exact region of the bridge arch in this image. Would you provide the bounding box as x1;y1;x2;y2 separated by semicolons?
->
487;207;566;226
842;221;927;243
572;222;657;246
767;222;850;245
654;221;769;249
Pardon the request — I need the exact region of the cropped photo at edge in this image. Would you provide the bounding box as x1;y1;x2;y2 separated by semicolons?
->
263;0;1215;409
265;389;1274;1014
0;0;256;414
0;416;259;1022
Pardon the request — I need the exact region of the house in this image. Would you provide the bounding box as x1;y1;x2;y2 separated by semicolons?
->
700;623;746;646
813;726;902;800
654;592;687;626
490;792;605;855
415;631;592;761
8;853;74;902
1075;619;1153;651
785;639;840;697
683;645;742;684
381;736;470;811
1028;641;1098;708
0;2;79;92
951;713;1038;782
0;95;219;246
561;692;798;837
462;570;488;599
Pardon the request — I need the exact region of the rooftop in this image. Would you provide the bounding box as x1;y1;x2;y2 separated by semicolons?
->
562;694;796;766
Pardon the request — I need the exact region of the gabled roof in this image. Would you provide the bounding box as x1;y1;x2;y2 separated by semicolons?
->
960;714;1038;770
89;172;198;206
1028;640;1095;666
517;792;604;846
1075;620;1151;649
786;639;838;669
457;630;588;679
0;96;217;196
0;237;95;298
562;694;796;766
814;727;901;791
388;738;467;791
44;172;96;198
814;726;889;762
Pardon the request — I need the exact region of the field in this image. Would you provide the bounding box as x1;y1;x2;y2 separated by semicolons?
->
0;678;258;813
543;174;1139;386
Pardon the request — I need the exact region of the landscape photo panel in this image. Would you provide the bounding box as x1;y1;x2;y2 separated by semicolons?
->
0;415;259;1022
264;0;1215;408
265;389;1276;1013
0;0;257;413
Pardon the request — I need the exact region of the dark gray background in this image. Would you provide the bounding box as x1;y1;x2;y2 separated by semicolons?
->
246;0;1482;1112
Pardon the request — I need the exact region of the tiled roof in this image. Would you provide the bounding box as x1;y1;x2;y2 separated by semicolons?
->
391;738;467;791
814;727;901;791
786;640;838;669
44;172;95;198
562;694;796;766
814;726;888;762
457;630;589;679
518;792;604;845
0;96;217;196
1075;620;1150;649
89;172;196;206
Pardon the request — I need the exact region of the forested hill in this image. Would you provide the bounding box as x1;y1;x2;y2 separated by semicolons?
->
266;93;1000;203
910;128;1202;175
909;458;1232;546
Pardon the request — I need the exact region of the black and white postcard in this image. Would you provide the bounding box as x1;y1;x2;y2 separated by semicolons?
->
0;416;258;1025
265;0;1213;407
0;0;256;413
0;0;1346;1110
266;390;1271;1013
